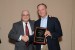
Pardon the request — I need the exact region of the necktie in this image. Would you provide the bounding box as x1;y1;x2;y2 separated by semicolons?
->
25;23;29;47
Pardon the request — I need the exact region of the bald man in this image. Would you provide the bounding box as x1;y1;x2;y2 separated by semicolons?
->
8;10;35;50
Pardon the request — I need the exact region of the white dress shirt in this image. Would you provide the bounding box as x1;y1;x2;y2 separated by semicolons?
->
18;21;33;41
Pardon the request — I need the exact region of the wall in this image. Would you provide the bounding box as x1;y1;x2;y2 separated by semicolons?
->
72;0;75;50
0;0;73;50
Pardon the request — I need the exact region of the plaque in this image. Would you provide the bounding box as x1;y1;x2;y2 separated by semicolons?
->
34;27;46;45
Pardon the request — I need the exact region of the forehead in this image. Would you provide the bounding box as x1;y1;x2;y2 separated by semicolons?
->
38;5;46;9
22;10;29;15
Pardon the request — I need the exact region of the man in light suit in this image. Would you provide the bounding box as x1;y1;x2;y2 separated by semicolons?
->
8;10;35;50
34;3;63;50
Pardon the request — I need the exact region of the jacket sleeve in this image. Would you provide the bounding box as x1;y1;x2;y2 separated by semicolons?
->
8;23;20;41
51;17;63;39
29;35;34;43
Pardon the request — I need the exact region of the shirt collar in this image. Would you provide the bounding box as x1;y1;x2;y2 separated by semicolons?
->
22;21;29;25
41;15;48;20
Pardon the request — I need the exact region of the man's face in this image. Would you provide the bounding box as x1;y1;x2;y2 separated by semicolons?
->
21;11;30;22
37;5;47;17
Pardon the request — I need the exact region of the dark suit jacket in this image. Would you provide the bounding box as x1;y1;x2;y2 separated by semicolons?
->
8;20;35;50
34;16;63;50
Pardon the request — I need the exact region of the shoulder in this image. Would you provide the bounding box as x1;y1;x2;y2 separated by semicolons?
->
49;16;59;22
13;21;22;26
50;16;58;20
49;16;61;25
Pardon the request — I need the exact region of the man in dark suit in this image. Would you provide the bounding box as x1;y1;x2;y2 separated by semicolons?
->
8;10;35;50
34;3;63;50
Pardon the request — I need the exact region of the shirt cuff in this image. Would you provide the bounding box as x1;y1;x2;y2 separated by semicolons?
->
18;35;22;41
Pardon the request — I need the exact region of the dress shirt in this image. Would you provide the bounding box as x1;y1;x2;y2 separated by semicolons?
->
18;21;33;41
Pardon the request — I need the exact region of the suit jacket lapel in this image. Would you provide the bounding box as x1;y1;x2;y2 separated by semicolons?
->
29;20;33;31
38;19;41;27
19;21;24;35
47;16;51;29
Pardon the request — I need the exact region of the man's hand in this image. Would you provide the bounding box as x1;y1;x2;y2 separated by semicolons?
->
21;35;29;42
44;30;51;37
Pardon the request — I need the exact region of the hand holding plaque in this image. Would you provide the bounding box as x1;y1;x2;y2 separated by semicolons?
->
34;27;46;45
